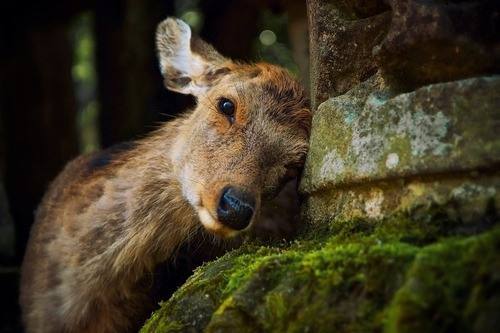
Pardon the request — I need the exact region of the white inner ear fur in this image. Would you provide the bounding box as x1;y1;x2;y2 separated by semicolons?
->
158;18;212;96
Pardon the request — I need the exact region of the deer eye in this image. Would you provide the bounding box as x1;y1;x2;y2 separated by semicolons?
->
218;98;235;123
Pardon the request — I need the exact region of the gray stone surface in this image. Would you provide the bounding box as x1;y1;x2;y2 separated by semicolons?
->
302;75;500;192
376;0;500;86
307;0;390;109
307;0;500;109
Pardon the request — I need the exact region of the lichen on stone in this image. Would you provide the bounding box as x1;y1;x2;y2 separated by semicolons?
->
302;75;500;192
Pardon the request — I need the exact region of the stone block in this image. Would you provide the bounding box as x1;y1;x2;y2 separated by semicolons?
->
307;0;500;109
302;75;500;192
307;0;390;108
376;0;500;87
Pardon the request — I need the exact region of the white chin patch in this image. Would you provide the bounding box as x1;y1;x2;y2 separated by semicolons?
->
197;207;219;230
197;207;238;238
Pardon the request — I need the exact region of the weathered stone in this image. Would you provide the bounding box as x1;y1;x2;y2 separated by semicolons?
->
301;75;500;193
303;174;499;225
308;0;500;109
307;0;390;109
376;0;500;87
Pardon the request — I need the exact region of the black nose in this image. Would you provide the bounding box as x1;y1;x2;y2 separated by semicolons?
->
217;186;256;230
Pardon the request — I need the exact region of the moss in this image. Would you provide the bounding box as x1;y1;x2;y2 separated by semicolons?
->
140;317;184;333
140;209;500;333
197;240;416;333
385;227;500;333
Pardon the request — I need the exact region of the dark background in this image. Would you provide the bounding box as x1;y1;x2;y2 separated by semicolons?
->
0;0;308;331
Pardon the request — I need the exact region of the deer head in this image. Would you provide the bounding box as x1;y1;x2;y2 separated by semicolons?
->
156;18;311;237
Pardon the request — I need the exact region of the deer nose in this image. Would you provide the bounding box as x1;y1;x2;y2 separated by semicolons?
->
217;186;256;230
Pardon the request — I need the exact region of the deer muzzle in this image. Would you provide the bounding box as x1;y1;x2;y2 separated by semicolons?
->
216;186;256;230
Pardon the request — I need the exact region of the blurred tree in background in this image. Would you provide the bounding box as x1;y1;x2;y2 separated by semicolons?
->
71;13;100;154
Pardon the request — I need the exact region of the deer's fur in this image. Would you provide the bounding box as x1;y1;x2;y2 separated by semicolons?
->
20;18;311;333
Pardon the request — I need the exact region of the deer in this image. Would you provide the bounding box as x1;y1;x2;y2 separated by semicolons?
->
20;17;311;333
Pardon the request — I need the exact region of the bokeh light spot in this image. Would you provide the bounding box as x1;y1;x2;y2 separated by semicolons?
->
259;30;277;46
181;10;202;31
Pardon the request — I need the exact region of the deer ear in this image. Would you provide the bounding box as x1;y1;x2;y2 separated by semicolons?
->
156;17;230;96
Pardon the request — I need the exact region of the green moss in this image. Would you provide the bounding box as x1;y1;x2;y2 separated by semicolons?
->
141;213;500;333
385;227;500;333
140;317;184;333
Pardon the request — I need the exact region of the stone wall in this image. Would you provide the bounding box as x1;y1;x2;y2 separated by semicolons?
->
141;1;500;331
304;0;499;224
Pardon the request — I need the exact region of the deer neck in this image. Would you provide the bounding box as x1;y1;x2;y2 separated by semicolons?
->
103;119;200;279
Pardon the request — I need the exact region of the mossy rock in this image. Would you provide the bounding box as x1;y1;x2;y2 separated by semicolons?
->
141;213;500;332
302;75;500;192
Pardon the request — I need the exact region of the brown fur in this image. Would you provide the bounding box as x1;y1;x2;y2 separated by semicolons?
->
20;18;311;333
